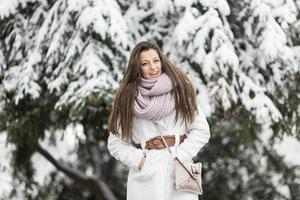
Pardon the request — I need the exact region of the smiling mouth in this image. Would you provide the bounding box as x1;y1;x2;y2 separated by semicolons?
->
150;72;159;76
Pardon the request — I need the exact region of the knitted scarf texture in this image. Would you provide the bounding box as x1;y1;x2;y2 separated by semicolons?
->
134;73;175;121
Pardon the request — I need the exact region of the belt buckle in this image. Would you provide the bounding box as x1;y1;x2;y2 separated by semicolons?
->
153;137;162;146
146;136;162;149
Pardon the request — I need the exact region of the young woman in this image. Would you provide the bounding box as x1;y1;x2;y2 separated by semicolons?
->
107;41;210;200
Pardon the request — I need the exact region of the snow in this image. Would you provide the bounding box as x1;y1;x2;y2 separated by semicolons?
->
214;36;239;71
0;0;19;19
67;0;88;12
260;126;300;198
3;57;42;105
153;0;174;16
173;10;195;46
258;19;287;63
272;3;297;24
199;0;230;16
173;0;194;8
274;136;300;166
0;133;14;197
33;124;84;184
238;71;282;123
35;0;60;47
0;124;86;196
77;0;128;48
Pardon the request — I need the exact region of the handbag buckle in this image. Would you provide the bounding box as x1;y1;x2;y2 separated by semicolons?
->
191;165;200;175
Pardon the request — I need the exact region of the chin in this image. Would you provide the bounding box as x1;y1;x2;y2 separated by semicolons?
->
148;75;161;80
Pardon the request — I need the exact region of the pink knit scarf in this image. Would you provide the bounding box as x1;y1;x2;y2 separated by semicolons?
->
134;73;175;121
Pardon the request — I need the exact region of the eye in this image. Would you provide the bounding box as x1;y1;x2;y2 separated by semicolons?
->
154;59;160;63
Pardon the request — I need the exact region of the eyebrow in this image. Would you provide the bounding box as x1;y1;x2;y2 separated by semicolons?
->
141;57;160;62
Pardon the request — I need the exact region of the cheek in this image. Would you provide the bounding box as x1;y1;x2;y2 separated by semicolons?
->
158;64;162;72
141;67;148;77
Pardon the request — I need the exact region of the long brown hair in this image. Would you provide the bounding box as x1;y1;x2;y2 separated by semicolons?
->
108;41;198;140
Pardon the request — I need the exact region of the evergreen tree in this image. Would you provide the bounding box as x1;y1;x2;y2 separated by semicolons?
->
0;0;299;199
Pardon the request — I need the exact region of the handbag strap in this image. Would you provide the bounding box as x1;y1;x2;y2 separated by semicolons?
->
154;122;173;155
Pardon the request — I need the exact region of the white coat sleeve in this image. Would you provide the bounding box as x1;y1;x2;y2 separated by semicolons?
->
175;105;210;161
107;133;145;171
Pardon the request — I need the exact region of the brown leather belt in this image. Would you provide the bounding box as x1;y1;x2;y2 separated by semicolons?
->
135;135;186;150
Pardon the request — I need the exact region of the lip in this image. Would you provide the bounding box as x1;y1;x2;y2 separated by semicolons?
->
150;71;159;76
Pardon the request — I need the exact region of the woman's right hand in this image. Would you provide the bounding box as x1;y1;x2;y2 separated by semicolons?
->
139;156;146;170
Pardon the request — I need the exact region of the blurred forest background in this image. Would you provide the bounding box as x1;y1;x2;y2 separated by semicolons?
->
0;0;300;199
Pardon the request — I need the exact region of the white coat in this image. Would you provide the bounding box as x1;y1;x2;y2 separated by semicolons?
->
107;103;210;200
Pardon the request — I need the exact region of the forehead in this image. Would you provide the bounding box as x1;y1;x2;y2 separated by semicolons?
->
140;49;159;61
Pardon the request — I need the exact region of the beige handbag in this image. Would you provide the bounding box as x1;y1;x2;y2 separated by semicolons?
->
155;123;203;195
173;156;203;194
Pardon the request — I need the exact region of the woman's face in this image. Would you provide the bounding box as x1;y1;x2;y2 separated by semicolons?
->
139;49;162;80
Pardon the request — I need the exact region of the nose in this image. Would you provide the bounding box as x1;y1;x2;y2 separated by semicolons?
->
149;62;156;69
